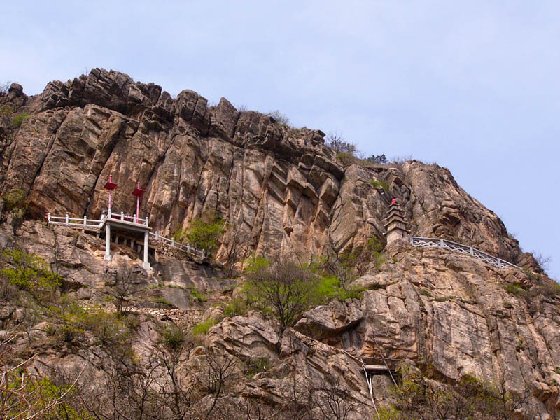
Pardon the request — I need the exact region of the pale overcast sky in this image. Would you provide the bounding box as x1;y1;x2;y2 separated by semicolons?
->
1;1;559;279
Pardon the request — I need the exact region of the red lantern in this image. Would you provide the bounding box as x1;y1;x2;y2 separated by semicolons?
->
104;175;118;216
132;181;144;223
104;175;118;191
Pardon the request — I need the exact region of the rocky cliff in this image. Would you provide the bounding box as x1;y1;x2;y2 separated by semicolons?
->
0;69;558;419
0;68;533;265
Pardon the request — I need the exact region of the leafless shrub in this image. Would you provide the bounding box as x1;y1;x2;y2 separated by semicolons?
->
390;155;414;164
312;377;361;420
0;82;10;95
106;263;138;313
532;252;551;272
325;132;357;155
267;110;290;126
197;348;237;419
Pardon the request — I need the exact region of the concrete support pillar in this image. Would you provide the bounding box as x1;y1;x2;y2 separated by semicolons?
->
143;231;150;269
104;223;112;261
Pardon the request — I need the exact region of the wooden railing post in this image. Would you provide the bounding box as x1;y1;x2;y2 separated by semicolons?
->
65;214;69;225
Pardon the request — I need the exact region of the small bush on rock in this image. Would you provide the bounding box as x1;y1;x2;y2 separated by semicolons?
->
0;374;87;419
243;258;363;334
153;296;175;308
245;357;270;377
244;260;319;333
366;154;388;164
336;152;357;166
0;248;62;295
266;110;290;126
504;283;526;296
190;288;207;303
390;365;520;419
192;318;217;336
223;297;247;317
325;133;357;155
1;189;26;212
313;275;363;302
175;216;225;253
49;302;130;346
370;179;390;192
11;112;30;128
161;325;185;350
367;235;386;268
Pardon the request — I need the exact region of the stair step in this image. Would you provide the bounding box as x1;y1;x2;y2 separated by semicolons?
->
363;364;391;372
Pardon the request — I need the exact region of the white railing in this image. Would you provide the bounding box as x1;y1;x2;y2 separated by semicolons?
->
46;213;104;230
46;212;207;261
150;232;206;260
107;209;149;226
411;237;517;269
47;211;149;228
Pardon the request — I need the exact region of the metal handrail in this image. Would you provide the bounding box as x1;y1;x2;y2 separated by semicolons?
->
411;237;517;269
150;232;206;259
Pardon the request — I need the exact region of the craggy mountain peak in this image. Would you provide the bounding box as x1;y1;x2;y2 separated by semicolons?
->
0;68;537;269
0;69;558;419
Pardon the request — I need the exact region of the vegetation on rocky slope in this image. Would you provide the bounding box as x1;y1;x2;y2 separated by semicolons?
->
1;70;559;419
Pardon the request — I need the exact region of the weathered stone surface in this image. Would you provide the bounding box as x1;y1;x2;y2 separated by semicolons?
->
295;299;364;341
207;314;373;419
294;244;560;417
208;312;280;360
0;68;530;268
1;69;557;418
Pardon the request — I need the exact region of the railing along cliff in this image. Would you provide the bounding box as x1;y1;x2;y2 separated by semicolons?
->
47;213;105;231
410;237;517;269
149;232;206;261
47;212;207;261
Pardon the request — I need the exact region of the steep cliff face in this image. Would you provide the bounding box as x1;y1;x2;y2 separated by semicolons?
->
297;243;560;416
0;69;528;266
1;70;558;419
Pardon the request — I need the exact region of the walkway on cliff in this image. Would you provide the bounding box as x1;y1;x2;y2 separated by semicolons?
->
47;213;207;264
410;236;518;269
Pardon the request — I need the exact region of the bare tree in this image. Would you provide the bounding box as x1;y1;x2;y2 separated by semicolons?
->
196;348;237;419
107;263;138;313
267;110;290;126
312;377;360;420
245;260;318;335
325;133;357;155
277;366;313;420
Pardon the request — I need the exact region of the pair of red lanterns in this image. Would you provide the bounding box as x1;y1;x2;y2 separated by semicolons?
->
104;175;145;223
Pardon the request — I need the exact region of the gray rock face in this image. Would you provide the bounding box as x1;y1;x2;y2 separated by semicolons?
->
295;244;560;417
0;68;529;268
1;69;556;418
